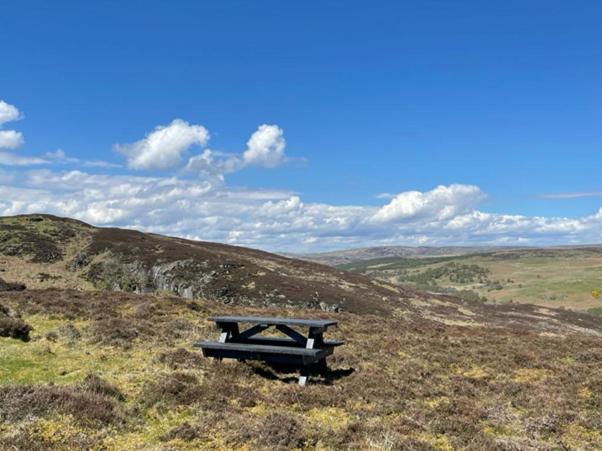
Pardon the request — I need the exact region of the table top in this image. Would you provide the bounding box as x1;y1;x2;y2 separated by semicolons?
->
208;315;337;328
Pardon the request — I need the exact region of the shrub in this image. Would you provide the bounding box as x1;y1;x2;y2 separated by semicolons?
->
0;384;124;426
0;303;32;341
160;422;201;442
255;412;304;450
0;277;26;292
88;317;144;348
141;372;204;407
157;348;203;369
79;374;125;401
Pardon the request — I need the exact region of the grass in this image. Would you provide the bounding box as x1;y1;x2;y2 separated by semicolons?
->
0;289;601;449
342;248;602;311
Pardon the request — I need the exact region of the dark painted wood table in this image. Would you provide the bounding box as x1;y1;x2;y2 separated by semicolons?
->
195;315;343;385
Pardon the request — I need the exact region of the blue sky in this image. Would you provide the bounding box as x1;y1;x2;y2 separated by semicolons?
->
1;1;602;250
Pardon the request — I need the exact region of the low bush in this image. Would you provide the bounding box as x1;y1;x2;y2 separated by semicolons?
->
0;277;26;292
141;372;205;407
160;422;201;442
0;384;124;426
0;303;32;341
157;348;203;369
79;373;126;401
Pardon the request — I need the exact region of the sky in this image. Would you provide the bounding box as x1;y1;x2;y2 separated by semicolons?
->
1;0;602;251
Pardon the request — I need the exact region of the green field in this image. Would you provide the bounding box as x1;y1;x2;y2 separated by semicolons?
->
339;248;602;313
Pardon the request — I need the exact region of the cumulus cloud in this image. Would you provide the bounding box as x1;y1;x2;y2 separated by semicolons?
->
186;124;288;178
0;130;24;149
2;168;602;252
371;184;486;223
0;100;24;151
242;124;286;168
1;102;600;251
0;100;21;125
116;119;209;171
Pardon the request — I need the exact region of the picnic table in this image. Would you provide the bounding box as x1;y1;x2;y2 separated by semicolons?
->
195;315;343;386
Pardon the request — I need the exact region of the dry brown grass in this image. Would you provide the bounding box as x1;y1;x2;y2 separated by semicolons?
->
0;289;601;449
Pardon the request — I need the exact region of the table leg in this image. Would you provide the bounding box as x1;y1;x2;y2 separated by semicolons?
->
315;358;328;377
216;322;240;343
299;367;309;386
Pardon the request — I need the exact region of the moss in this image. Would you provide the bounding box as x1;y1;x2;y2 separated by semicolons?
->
512;368;549;383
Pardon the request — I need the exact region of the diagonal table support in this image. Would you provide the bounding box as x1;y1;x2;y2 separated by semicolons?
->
275;324;308;346
238;323;270;340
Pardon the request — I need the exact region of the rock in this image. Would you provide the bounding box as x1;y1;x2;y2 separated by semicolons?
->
319;302;342;313
69;251;90;271
214;287;230;298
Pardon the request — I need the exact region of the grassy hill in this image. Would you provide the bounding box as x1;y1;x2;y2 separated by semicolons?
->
0;214;417;315
1;215;601;449
338;248;602;314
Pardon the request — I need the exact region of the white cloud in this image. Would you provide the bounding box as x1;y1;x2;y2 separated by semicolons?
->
45;148;121;169
186;124;288;178
2;168;601;252
242;124;286;168
45;149;69;160
0;100;21;125
0;104;600;252
375;192;396;199
116;119;209;170
0;100;29;161
0;152;47;166
0;130;24;149
186;149;241;180
371;184;485;223
541;191;602;199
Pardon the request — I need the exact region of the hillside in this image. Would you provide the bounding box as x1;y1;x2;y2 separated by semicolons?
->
0;214;413;315
1;215;602;449
1;289;602;449
1;214;600;333
336;248;602;314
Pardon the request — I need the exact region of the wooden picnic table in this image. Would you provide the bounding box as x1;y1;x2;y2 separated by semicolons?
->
195;315;343;386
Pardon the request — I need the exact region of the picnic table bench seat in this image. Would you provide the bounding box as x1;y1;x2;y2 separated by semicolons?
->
196;315;343;385
195;341;332;365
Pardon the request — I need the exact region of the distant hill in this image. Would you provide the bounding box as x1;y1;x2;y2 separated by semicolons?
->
289;245;522;266
331;247;602;314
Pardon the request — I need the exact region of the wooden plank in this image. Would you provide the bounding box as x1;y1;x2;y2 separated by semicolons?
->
238;324;270;340
197;341;324;356
197;342;333;366
208;315;337;328
275;324;308;345
225;337;344;347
